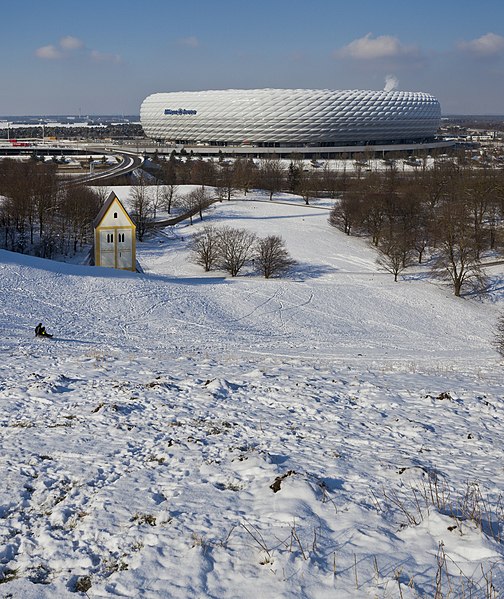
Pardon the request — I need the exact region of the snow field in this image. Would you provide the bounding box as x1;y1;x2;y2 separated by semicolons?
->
0;189;503;597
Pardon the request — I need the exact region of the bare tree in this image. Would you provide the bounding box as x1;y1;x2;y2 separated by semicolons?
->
159;159;178;214
297;169;320;205
411;218;431;264
0;159;35;247
179;192;197;225
216;161;237;201
129;174;153;241
217;226;257;276
431;201;486;297
258;158;284;200
94;185;111;207
32;162;59;240
357;173;389;246
486;199;503;251
420;162;459;248
151;176;164;219
162;183;179;215
190;225;220;271
376;233;413;282
395;184;433;264
255;235;295;278
191;159;217;187
0;160;63;255
462;166;499;259
60;185;102;253
180;186;212;224
233;158;256;195
322;163;343;199
329;194;362;236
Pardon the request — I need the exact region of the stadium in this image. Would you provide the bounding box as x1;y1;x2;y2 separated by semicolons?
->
140;88;449;157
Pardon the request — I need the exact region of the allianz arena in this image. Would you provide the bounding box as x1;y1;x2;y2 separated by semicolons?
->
140;89;443;154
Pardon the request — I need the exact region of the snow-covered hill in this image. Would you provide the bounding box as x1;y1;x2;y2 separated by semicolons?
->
1;191;503;598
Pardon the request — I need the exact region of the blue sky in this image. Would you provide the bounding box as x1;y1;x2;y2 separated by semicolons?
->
1;0;504;116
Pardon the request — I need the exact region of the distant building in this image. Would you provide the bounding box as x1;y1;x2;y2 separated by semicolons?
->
140;88;444;155
93;192;136;271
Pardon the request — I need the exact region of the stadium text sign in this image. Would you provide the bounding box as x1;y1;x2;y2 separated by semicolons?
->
164;109;197;116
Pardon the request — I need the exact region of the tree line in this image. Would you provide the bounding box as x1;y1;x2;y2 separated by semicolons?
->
328;162;504;295
3;152;504;296
0;159;104;258
0;123;143;141
145;152;344;205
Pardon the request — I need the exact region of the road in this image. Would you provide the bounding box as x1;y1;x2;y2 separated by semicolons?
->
63;150;143;186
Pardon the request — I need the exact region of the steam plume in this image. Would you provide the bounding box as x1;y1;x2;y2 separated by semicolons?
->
384;75;399;92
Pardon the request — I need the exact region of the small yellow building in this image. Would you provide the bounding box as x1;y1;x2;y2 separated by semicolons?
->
94;192;136;271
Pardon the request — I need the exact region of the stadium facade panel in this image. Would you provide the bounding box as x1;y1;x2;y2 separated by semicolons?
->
140;89;441;147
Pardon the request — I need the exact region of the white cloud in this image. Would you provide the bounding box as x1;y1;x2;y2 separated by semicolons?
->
60;36;84;50
336;33;416;60
35;35;121;64
179;36;200;48
35;44;62;60
458;32;504;57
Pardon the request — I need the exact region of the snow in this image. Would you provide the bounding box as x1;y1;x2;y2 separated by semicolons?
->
0;189;503;598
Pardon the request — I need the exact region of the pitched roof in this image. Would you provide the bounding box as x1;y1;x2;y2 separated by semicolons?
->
93;191;134;228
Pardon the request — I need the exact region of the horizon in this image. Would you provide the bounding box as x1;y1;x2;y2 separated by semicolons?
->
2;112;504;121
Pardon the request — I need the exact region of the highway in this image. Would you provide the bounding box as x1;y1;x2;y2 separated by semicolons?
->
66;150;144;185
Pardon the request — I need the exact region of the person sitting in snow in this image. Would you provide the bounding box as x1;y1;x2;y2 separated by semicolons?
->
35;323;53;338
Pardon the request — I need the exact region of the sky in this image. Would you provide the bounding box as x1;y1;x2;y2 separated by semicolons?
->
1;0;504;116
